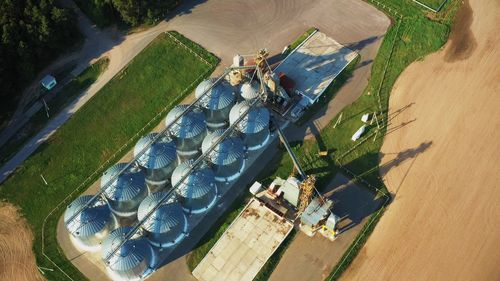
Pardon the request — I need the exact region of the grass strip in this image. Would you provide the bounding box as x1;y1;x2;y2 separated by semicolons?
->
0;31;217;280
286;27;317;55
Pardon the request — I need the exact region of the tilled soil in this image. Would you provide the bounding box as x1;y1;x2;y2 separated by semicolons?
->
343;0;500;279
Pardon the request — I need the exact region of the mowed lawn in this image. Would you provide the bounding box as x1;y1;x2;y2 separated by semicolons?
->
0;31;217;280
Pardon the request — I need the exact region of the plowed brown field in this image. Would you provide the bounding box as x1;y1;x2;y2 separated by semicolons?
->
343;0;500;280
0;203;44;281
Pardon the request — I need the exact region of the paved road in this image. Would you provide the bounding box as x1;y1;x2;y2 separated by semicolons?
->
0;0;118;149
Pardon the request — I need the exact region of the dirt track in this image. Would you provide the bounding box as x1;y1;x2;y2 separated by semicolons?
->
343;0;500;279
0;203;44;281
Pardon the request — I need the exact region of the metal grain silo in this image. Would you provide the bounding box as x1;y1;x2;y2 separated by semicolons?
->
229;101;270;151
165;105;207;161
64;195;115;251
137;192;187;248
101;163;148;218
195;79;236;131
102;227;155;281
134;133;177;193
201;129;245;183
171;160;218;214
239;81;260;100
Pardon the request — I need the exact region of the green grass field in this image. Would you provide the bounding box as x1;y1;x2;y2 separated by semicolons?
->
0;31;217;280
0;58;109;166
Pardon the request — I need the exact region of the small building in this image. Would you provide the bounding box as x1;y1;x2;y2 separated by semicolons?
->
268;177;301;208
300;197;333;237
40;75;57;91
319;213;340;241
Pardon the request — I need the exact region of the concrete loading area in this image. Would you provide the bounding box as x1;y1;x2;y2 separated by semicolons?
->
275;31;358;120
193;199;293;281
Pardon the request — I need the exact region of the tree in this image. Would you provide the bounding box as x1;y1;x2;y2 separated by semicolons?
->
0;0;78;123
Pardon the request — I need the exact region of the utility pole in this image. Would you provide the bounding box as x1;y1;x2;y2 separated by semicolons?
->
42;98;50;118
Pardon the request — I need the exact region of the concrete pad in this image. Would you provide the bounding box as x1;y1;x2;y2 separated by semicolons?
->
193;199;293;281
275;32;358;105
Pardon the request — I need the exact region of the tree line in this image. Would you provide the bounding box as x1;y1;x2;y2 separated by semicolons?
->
0;0;78;122
75;0;179;27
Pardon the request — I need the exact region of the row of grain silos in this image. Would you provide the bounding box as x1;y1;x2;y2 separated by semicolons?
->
63;76;271;281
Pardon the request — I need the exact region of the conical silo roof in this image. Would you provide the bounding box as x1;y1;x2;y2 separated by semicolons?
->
64;195;111;238
201;130;245;166
137;192;186;234
229;101;270;134
134;133;176;170
165;105;206;139
240;81;260;100
171;161;216;199
101;163;146;202
102;227;153;278
195;79;236;111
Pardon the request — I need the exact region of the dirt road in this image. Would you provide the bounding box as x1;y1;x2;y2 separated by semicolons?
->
343;0;500;279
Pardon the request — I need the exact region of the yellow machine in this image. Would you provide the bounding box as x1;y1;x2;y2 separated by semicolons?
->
298;175;316;213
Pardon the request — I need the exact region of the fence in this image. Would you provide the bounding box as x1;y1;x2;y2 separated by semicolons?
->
412;0;449;12
324;2;406;279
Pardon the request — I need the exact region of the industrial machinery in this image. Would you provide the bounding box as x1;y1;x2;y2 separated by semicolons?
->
274;121;318;213
274;121;338;238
